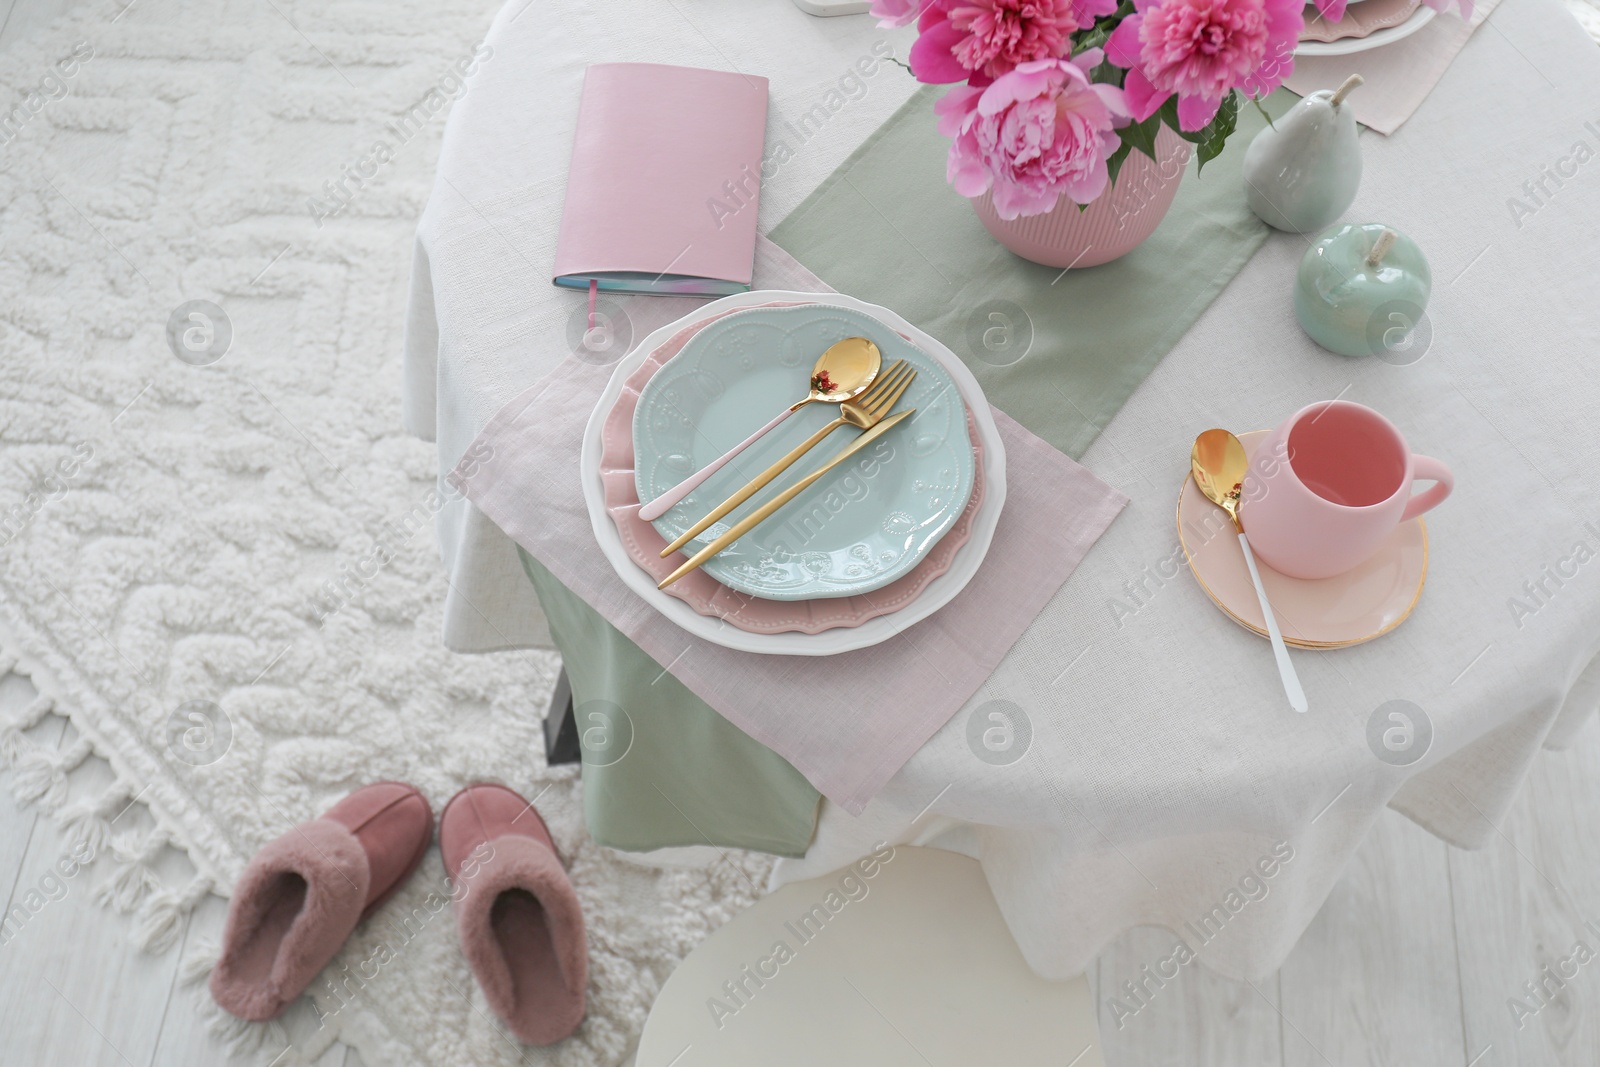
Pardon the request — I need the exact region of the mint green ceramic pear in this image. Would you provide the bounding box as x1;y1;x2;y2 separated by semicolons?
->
1244;74;1364;233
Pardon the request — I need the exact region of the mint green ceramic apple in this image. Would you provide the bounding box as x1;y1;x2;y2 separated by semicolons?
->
1295;223;1431;359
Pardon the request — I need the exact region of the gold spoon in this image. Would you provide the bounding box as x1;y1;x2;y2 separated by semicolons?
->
637;337;882;522
1191;429;1309;714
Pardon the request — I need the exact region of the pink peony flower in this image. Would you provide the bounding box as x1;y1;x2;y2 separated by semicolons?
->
1106;0;1303;131
935;51;1130;219
869;0;926;27
1311;0;1470;25
910;0;1118;84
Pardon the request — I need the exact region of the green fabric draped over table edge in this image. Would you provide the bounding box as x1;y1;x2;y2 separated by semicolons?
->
520;547;821;857
517;89;1301;856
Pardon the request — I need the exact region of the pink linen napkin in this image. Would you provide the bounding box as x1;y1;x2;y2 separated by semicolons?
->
454;242;1127;813
1286;0;1502;134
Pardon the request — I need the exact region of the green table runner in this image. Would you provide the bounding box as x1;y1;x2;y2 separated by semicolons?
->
534;90;1284;857
770;85;1276;458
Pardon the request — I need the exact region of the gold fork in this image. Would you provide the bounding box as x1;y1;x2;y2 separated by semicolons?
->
658;359;919;558
659;409;916;589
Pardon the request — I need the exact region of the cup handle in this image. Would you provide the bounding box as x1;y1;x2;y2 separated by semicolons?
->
1400;455;1453;523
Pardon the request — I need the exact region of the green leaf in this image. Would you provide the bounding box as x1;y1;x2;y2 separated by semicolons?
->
1157;98;1194;143
1193;92;1240;172
1153;92;1242;172
1072;0;1135;56
1118;112;1162;163
1074;25;1112;53
1250;93;1276;131
1087;58;1125;87
1105;137;1134;188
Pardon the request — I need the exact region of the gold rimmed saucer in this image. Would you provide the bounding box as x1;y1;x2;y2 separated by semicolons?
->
1176;430;1428;649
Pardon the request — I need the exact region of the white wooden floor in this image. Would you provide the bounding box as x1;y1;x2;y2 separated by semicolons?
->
6;661;1600;1066
0;0;74;51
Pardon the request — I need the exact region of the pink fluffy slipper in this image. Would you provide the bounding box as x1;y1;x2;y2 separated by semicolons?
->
440;783;588;1045
209;781;433;1021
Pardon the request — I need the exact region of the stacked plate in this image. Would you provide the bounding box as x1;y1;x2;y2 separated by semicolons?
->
579;292;1007;656
1296;0;1438;55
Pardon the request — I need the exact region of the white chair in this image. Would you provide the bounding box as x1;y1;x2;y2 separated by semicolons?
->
636;846;1104;1066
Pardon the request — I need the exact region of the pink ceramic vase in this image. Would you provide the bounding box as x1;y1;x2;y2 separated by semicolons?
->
970;127;1190;268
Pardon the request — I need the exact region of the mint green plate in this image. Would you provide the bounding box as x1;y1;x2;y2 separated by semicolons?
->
633;303;975;600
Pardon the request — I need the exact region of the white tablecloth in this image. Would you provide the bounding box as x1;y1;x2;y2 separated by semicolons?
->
404;0;1600;980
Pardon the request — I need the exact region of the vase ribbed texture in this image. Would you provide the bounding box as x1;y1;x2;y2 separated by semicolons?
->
973;127;1192;268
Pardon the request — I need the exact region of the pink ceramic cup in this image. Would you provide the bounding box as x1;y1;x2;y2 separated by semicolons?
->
1238;401;1452;580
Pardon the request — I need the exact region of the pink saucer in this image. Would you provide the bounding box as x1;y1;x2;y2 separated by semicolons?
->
1300;0;1420;41
1177;430;1428;648
599;303;986;636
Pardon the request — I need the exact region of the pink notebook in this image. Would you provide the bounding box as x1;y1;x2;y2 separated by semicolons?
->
553;63;769;297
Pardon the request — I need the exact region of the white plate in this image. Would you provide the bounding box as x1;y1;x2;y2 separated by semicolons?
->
580;290;1008;656
1295;3;1435;54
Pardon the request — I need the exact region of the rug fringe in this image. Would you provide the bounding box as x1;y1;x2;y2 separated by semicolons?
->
95;829;170;914
181;936;221;983
58;782;133;857
1;660;226;942
8;743;68;809
0;692;55;764
134;873;216;954
9;734;93;811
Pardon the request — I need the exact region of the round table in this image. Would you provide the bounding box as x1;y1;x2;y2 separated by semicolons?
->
404;0;1600;983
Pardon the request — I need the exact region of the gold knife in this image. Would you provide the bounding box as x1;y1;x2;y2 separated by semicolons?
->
658;408;916;590
659;360;918;558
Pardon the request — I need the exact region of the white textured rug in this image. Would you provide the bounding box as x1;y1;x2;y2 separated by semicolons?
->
1567;0;1600;39
0;1;767;1064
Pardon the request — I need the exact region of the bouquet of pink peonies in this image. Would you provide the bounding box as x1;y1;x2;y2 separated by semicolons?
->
874;0;1470;219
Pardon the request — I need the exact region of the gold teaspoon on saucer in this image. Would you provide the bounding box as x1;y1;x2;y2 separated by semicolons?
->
1191;429;1309;713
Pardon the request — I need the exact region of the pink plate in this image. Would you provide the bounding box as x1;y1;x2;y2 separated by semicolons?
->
1300;0;1420;41
600;302;986;635
1177;431;1428;648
